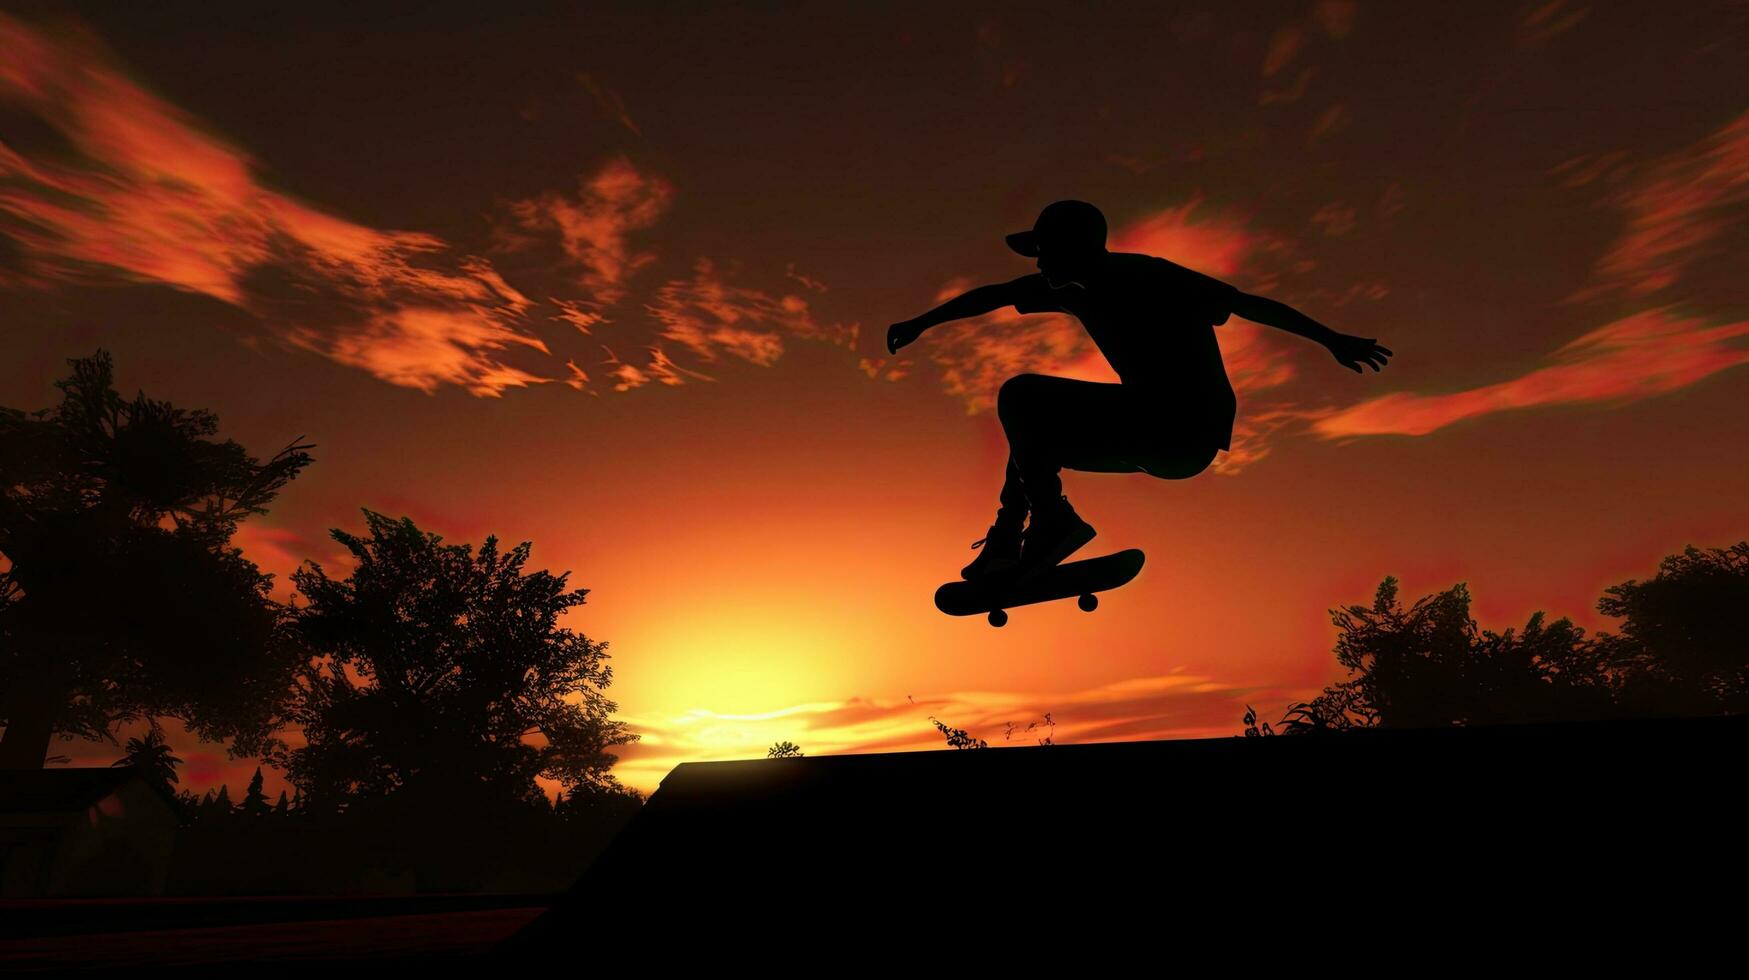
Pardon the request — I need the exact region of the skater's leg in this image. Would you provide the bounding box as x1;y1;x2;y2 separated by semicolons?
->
997;373;1132;508
995;455;1030;527
994;374;1126;573
1058;413;1221;478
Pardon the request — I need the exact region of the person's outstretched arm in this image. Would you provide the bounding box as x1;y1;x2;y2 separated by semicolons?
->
1230;291;1393;373
887;281;1020;354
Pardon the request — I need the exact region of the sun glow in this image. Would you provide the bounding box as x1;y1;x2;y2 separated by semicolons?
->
638;601;857;719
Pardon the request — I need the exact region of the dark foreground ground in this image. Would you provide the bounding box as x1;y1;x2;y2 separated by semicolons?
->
503;713;1746;965
7;715;1743;971
0;894;544;972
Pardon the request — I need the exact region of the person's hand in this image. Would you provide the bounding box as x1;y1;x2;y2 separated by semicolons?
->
1327;333;1392;373
887;319;926;355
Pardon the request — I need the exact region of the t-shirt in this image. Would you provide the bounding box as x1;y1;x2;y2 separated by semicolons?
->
1006;251;1241;450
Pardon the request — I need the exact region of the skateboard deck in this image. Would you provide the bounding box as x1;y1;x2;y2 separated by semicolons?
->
934;548;1145;627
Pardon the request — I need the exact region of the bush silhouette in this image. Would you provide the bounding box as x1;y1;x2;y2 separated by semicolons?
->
931;716;988;749
1248;543;1749;734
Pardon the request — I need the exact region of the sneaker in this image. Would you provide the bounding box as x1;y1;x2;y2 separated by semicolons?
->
1014;495;1096;582
961;520;1024;580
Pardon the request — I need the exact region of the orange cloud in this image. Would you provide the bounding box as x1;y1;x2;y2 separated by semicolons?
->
1209;323;1307;473
564;359;592;393
1573;109;1749;299
1313;309;1749;438
921;300;1099;415
500;157;673;307
552;297;607;335
0;14;552;397
598;343;713;392
645;256;857;366
1108;194;1269;277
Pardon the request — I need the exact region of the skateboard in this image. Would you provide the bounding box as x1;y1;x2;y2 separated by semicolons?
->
934;549;1145;627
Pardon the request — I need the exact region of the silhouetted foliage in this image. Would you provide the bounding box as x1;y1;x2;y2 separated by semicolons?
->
1595;542;1749;712
931;716;988;749
1241;705;1274;737
556;780;645;822
239;766;272;817
1246;543;1749;735
163;781;643;895
209;784;233;819
1002;711;1055;745
0;350;312;768
768;740;804;758
111;723;182;794
269;510;638;818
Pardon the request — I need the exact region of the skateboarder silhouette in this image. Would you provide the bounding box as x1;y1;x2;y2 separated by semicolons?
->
888;200;1391;584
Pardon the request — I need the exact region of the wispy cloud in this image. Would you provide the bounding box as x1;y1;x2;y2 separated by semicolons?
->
1570;108;1749;300
551;297;606;335
646;257;857;368
598;342;713;392
0;14;554;397
498;156;673;308
1109;195;1272;278
610;671;1318;792
1313;308;1749;437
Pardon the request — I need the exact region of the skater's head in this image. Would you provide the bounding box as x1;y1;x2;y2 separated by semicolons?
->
1006;200;1107;288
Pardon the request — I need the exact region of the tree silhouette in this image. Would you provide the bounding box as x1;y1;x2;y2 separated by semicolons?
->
1310;576;1625;728
200;784;233;823
1248;544;1749;735
1246;578;1577;734
1596;542;1749;713
111;723;182;793
768;740;804;758
0;351;313;768
556;780;644;823
270;510;638;813
239;766;272;818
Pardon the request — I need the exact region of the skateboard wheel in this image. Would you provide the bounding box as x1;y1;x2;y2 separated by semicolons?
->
988;609;1008;627
1078;593;1098;612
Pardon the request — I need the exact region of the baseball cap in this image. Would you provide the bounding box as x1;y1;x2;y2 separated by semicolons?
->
1005;200;1107;257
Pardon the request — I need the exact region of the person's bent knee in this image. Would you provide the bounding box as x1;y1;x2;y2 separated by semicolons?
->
997;373;1049;419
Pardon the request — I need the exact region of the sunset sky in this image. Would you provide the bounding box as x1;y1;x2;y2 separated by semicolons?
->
3;1;1746;799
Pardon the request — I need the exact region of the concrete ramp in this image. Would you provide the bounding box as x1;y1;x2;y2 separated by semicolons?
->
499;714;1743;961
